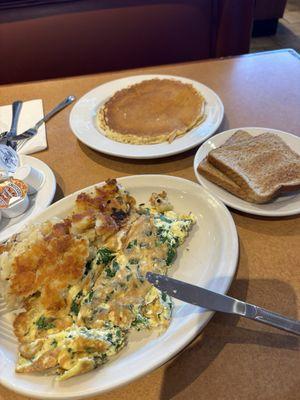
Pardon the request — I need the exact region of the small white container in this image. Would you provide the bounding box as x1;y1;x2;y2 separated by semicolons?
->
0;170;10;182
0;144;20;173
13;165;45;195
1;195;30;219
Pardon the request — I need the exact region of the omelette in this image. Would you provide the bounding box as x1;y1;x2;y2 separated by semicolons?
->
0;179;195;380
97;79;206;144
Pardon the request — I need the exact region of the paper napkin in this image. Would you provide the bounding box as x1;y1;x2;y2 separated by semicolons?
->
0;99;47;155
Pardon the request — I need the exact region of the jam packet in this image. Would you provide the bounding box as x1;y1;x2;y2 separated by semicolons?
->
0;178;28;209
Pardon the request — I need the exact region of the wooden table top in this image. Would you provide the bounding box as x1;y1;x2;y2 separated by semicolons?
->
0;49;299;400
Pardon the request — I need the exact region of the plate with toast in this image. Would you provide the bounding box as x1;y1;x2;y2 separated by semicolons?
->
193;127;300;216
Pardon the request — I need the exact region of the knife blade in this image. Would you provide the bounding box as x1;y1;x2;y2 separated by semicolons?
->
146;272;300;336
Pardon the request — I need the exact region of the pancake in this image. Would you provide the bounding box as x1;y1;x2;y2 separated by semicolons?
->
97;79;206;144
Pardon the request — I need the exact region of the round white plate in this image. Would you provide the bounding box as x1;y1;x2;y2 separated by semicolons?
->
69;74;224;159
0;155;56;242
193;127;300;217
0;175;238;399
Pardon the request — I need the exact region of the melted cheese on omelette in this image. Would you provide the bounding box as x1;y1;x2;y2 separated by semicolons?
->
0;181;195;380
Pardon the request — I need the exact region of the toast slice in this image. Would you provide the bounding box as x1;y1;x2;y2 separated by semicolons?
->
197;130;256;202
207;132;300;203
219;130;252;146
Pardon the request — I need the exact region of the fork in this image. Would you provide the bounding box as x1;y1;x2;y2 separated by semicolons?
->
15;95;75;152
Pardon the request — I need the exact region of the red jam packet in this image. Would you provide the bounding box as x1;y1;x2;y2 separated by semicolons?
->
0;178;28;208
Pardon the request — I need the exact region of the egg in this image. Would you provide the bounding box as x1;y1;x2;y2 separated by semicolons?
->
5;182;195;380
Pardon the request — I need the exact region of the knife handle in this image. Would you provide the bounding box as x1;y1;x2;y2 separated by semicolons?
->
245;304;300;335
35;95;75;129
7;101;23;150
9;101;23;136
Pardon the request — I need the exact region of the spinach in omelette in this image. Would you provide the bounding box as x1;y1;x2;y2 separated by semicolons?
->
0;180;195;380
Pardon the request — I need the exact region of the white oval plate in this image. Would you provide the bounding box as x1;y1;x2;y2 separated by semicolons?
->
69;74;224;159
0;155;56;242
0;175;238;399
193;127;300;217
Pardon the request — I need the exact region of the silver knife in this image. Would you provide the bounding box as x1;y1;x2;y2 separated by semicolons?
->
146;272;300;336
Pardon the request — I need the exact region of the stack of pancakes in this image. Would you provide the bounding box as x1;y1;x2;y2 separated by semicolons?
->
97;79;206;144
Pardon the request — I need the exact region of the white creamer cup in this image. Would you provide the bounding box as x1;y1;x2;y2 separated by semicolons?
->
0;144;20;174
13;165;45;195
1;194;30;219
